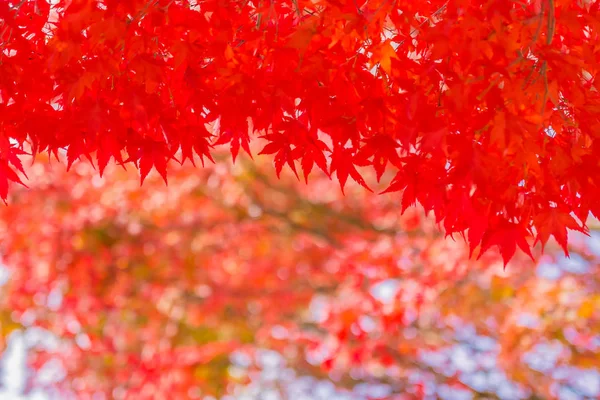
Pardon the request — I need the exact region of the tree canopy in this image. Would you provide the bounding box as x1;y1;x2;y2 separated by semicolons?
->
0;0;599;262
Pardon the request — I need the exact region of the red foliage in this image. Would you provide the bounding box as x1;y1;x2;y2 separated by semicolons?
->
1;0;599;262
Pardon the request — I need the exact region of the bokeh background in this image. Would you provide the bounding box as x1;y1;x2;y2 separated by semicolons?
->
0;154;599;400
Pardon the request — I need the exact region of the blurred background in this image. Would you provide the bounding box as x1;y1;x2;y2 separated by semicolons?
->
0;153;599;400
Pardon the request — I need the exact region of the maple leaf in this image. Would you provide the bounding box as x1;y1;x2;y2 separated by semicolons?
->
260;123;330;181
489;111;507;149
137;141;170;185
67;72;96;103
286;17;319;50
382;168;415;212
66;136;94;171
420;127;449;156
259;135;299;179
179;125;215;168
354;134;402;182
370;40;399;75
330;146;371;194
0;161;27;203
534;209;588;256
4;145;28;180
97;133;125;177
381;155;440;214
0;143;28;202
300;136;330;183
214;128;253;163
467;211;489;258
478;221;534;267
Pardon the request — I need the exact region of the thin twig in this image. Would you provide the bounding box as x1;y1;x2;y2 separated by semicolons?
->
397;2;449;48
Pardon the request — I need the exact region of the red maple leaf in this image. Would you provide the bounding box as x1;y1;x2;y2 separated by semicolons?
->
330;146;371;194
534;208;588;256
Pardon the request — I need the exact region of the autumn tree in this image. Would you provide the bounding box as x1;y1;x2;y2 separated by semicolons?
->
0;0;599;262
1;1;600;398
0;157;599;399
